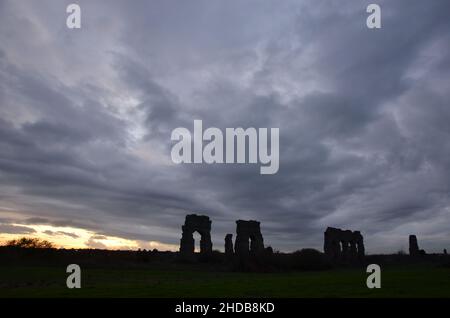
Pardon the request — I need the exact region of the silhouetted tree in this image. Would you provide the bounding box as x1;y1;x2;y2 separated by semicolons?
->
5;237;55;249
397;250;406;255
291;248;330;271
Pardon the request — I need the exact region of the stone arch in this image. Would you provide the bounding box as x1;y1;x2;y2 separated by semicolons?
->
234;220;264;257
324;227;365;263
324;227;341;260
353;231;365;259
179;214;212;258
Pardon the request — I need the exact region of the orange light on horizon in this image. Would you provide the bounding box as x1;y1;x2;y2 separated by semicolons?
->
0;223;178;251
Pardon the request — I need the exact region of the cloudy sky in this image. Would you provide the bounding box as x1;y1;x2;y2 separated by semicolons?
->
0;0;449;253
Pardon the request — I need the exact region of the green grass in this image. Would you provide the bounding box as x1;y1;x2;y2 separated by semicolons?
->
0;265;449;297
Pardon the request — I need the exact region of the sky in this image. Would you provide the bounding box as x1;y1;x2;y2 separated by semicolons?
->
0;0;449;253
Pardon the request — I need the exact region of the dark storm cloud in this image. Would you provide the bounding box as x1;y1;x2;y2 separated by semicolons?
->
0;224;36;235
0;0;449;253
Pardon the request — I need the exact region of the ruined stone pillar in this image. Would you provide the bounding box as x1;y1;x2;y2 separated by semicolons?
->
353;231;365;260
332;239;341;259
234;220;264;257
324;227;342;260
200;232;212;254
350;241;358;260
341;240;350;260
180;225;195;255
225;234;234;256
324;230;331;256
409;235;419;256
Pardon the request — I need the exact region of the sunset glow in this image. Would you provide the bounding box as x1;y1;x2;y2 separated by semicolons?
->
0;223;178;251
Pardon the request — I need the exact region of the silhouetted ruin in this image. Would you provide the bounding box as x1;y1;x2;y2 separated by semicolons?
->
409;235;419;256
409;234;426;256
225;234;234;256
179;214;212;258
323;227;364;262
234;220;265;257
4;216;450;275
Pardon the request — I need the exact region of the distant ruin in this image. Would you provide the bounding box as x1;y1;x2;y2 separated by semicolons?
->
178;216;266;259
179;214;212;258
234;220;265;257
323;227;364;262
176;215;443;266
409;235;419;256
409;235;426;256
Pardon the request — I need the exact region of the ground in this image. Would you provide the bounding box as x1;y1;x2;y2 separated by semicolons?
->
0;265;449;297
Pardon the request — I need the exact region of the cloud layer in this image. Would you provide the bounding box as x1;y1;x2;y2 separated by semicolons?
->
1;0;450;253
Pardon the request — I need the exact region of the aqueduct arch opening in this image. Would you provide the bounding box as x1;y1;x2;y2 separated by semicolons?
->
179;214;212;257
234;220;264;256
323;227;365;262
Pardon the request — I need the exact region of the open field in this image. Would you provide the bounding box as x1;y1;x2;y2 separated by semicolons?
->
1;265;449;298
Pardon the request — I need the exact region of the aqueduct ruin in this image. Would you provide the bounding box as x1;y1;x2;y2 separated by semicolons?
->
179;214;213;258
234;220;265;256
178;215;266;258
323;227;365;262
178;216;370;263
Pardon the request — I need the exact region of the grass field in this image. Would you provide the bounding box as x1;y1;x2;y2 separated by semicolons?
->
0;265;449;297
